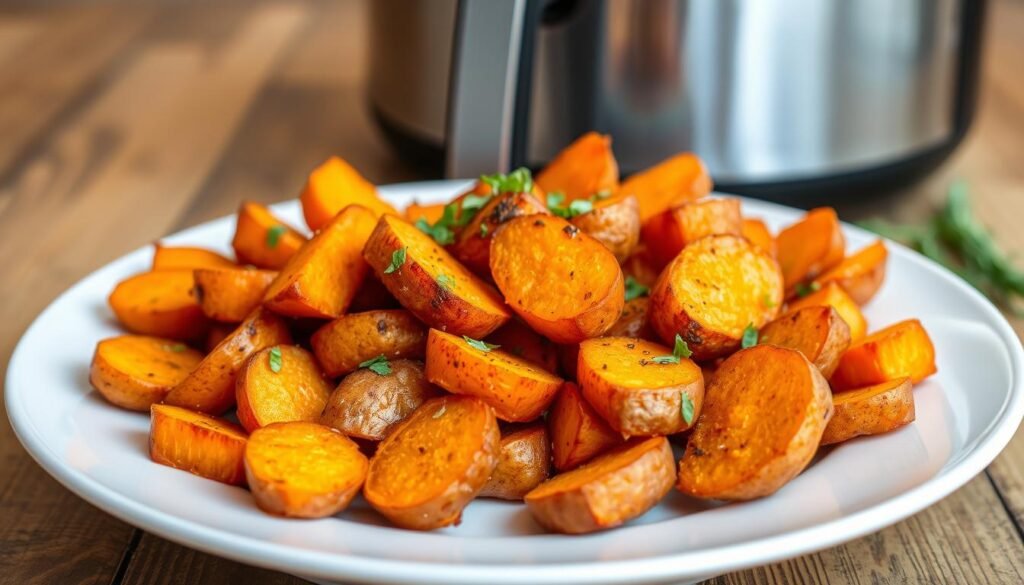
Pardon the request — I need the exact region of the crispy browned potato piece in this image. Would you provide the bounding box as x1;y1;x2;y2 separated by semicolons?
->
649;235;783;360
451;191;550;275
491;215;625;343
641;197;743;268
618;152;712;223
549;382;623;471
785;281;867;342
108;270;209;340
535;132;619;201
741;218;776;258
150;404;248;485
152;244;235;271
557;297;653;379
821;377;915;445
89;335;203;411
232;201;306;270
363;396;500;530
235;346;333;433
364;214;510;338
814;240;888;305
244;422;368;518
759;306;852;378
299;156;397;231
194;267;277;323
485;319;560;374
479;425;552;500
570;194;641;262
830;319;937;391
311;310;428;378
777;207;845;291
320;359;440;441
525;437;675;534
678;345;833;500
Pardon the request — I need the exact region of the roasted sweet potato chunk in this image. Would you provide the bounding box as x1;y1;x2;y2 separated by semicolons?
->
451;191;550;274
536;132;619;201
641;197;743;268
150;404;248;485
759;306;851;378
814;240;888;305
785;281;867;342
108;270;208;340
194;267;276;323
549;382;623;471
300;156;397;231
404;201;446;225
618;152;712;223
232;201;306;270
235;345;333;433
90;335;203;411
741;218;776;257
311;309;427;378
152;244;235;271
822;377;915;445
480;425;552;500
485;319;560;374
830;319;937;391
570;193;641;262
777;207;845;291
557;297;654;379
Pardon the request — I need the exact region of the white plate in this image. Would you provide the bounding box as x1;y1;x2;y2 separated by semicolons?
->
6;181;1024;585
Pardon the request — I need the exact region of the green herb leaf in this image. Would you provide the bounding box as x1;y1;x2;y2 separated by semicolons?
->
568;199;593;216
436;273;455;291
461;193;491;214
480;168;533;194
384;247;407;274
479;222;489;237
463;336;499;352
546;191;593;219
546;192;565;209
794;281;821;298
681;392;695;425
268;346;283;373
741;324;759;349
624;276;649;301
593;190;612;200
359;354;392;376
266;225;287;248
673;334;692;358
415;217;455;246
761;293;777;308
651;355;679;364
164;343;188;353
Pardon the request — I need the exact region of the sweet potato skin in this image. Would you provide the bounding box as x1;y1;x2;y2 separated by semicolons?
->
815;240;888;305
641;197;743;268
830;319;937;391
89;335;203;411
152;244;235;271
108;270;209;340
759;306;851;378
150;404;248;485
785;281;867;342
549;382;623;471
451;191;550;274
311;309;427;378
524;437;675;534
536;132;619;201
618;152;712;223
777;207;845;290
485;319;560;374
300;156;397;231
479;425;552;500
232;201;306;270
235;345;333;433
822;378;915;445
741;218;776;258
194;268;277;323
571;194;641;262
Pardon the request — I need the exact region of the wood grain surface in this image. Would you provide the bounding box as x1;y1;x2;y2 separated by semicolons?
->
0;1;1022;584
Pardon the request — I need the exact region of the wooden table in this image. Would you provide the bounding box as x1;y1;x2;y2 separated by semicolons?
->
1;1;1023;583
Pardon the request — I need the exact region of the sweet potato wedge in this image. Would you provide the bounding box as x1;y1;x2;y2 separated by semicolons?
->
570;193;641;262
641;197;743;268
578;337;704;437
320;359;440;441
649;235;783;360
785;281;867;342
741;218;776;258
204;323;233;353
244;421;368;517
485;319;560;374
479;424;552;500
108;270;208;340
777;207;845;290
193;267;277;323
759;306;851;378
164;308;292;414
450;190;550;274
814;240;888;305
363;395;500;530
536;132;619;201
549;382;623;471
524;437;674;534
235;346;333;433
232;201;306;270
150;404;248;485
830;319;937;391
89;335;203;411
263;204;376;319
677;345;833;500
491;215;624;343
300;156;397;231
152;244;235;271
311;309;427;378
617;152;712;223
404;201;446;225
364;214;510;338
425;329;563;422
822;377;915;445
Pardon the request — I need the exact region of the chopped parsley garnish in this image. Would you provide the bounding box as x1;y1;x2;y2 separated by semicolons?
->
479;223;489;237
761;293;777;308
415;194;492;245
415;217;454;246
480;167;533;194
652;334;691;364
268;346;283;373
741;324;759;348
463;336;499;352
546;192;595;219
384;247;407;274
794;281;821;298
436;273;455;291
266;224;287;248
624;276;649;301
164;343;188;353
681;392;695;425
359;354;392;376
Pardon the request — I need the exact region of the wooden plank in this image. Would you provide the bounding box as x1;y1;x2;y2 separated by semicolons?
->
119;537;308;585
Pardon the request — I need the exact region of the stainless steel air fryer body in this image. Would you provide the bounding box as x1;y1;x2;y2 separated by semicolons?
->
369;0;984;200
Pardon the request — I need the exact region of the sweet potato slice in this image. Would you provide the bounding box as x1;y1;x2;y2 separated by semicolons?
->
194;267;277;323
164;308;292;414
90;335;203;411
244;422;368;517
822;377;915;445
741;218;776;257
536;132;619;201
830;319;937;391
549;382;623;471
232;201;306;270
235;346;332;433
777;207;845;290
108;270;208;340
759;306;851;378
152;244;235;271
480;425;552;500
558;297;654;379
485;319;559;374
450;191;550;274
814;240;888;305
525;437;674;534
300;156;397;231
785;281;867;342
364;215;510;338
678;345;832;500
425;329;563;422
320;359;440;441
641;197;743;268
363;395;500;530
578;337;704;437
311;309;427;378
404;201;446;225
649;235;783;360
491;215;624;343
570;193;641;262
618;152;712;223
150;404;248;485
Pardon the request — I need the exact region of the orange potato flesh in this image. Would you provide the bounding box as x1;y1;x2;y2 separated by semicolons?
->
822;377;915;445
244;422;368;518
557;297;654;379
232;201;306;270
830;319;937;391
311;309;427;378
108;269;209;340
89;335;203;411
164;308;292;415
193;267;277;323
150;404;248;486
479;425;552;500
649;235;783;360
577;337;704;437
785;281;867;342
235;346;333;433
677;345;833;500
485;318;560;374
776;207;845;291
451;191;550;275
617;152;712;223
300;156;397;231
364;396;500;530
759;306;852;378
525;437;675;534
490;215;625;344
570;193;641;262
741;218;776;258
152;244;235;271
536;132;619;201
641;197;743;268
425;329;563;422
621;245;662;289
814;240;888;305
364;215;510;338
549;382;623;471
404;202;446;225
